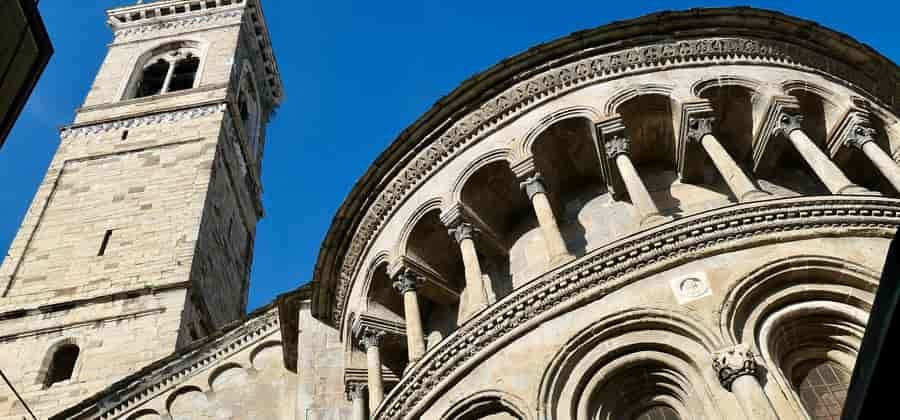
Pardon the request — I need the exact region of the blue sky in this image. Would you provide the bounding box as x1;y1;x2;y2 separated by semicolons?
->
3;0;900;310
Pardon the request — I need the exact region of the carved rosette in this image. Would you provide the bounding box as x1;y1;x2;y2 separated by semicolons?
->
776;112;804;137
345;382;368;401
844;124;877;150
448;222;478;243
605;135;631;159
519;172;548;200
712;344;759;391
392;269;422;294
687;116;715;144
357;327;386;351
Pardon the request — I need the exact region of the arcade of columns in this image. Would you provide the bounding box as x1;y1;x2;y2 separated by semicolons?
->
341;92;900;419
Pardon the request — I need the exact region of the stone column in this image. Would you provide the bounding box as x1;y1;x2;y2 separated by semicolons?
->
449;222;490;322
160;57;176;94
845;124;900;193
358;328;385;413
778;112;869;195
605;135;665;225
519;173;573;264
713;344;779;420
346;383;368;420
687;117;770;202
393;269;426;363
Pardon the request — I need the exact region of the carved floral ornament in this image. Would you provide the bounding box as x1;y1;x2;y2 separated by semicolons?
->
372;196;900;419
327;34;900;325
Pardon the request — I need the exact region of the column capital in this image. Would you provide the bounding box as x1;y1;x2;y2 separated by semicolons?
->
519;172;547;200
448;222;479;243
776;112;804;137
345;382;368;402
713;344;759;391
356;326;385;351
844;124;877;150
392;268;422;294
605;135;631;159
687;116;715;144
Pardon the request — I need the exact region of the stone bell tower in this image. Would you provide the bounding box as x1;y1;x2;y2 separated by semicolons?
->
0;0;282;417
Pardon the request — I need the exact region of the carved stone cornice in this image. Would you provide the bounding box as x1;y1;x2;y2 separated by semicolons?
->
320;29;900;326
60;103;226;139
604;135;631;160
392;269;422;294
112;10;243;42
371;196;900;420
712;344;759;391
519;173;548;200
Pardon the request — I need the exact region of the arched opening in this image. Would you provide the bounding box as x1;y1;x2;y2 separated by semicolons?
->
459;161;527;294
698;85;763;199
589;360;691;420
530;117;605;256
44;344;79;388
769;90;838;194
135;59;169;98
441;392;529;420
364;262;410;376
791;359;851;420
404;209;462;349
167;54;200;92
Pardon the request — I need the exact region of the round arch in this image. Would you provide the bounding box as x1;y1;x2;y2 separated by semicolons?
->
117;39;209;100
604;84;675;116
691;75;763;98
449;150;514;206
517;106;603;160
441;390;533;420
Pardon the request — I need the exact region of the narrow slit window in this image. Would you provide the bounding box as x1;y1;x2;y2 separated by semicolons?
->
44;344;79;388
121;130;128;140
98;229;113;256
168;55;200;92
135;59;169;98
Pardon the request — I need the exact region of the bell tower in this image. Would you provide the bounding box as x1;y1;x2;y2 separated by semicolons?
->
0;0;282;417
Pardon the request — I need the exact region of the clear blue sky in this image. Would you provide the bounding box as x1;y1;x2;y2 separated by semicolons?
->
3;0;900;310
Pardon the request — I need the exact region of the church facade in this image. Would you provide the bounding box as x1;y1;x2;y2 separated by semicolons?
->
2;1;900;420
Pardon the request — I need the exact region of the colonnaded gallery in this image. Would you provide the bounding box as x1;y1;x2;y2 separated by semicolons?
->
1;1;899;419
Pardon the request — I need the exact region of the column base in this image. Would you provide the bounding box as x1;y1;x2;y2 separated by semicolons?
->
738;190;772;202
837;184;880;196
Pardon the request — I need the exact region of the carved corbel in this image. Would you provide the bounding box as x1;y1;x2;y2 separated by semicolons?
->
677;99;716;183
751;95;801;175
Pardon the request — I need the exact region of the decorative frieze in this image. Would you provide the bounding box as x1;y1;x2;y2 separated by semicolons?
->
113;11;243;42
372;197;900;419
330;35;899;325
60;103;226;139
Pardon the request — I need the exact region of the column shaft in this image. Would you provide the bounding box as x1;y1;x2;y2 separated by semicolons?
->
861;141;900;193
160;61;176;94
731;375;779;420
787;129;865;194
402;290;426;361
700;134;769;202
614;154;663;224
520;174;572;264
458;236;489;320
365;345;384;413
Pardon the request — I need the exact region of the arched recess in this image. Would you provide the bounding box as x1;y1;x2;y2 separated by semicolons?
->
538;308;723;420
526;110;605;257
719;256;878;419
38;338;82;389
457;157;531;294
399;203;464;350
126;409;162;420
613;92;683;216
360;258;411;376
119;40;207;100
441;390;533;420
166;386;211;418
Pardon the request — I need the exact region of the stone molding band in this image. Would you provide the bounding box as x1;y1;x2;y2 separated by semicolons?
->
60;103;226;139
372;196;900;419
325;34;900;325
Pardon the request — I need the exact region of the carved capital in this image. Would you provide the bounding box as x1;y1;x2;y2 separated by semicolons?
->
712;344;759;391
844;124;877;150
346;382;368;401
687;116;715;144
605;135;631;159
776;112;804;137
357;327;385;351
449;222;478;243
519;172;547;200
392;269;421;294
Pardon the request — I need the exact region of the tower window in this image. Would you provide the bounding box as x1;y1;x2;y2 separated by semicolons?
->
44;344;79;388
168;55;200;92
121;130;129;140
135;59;169;98
98;229;113;256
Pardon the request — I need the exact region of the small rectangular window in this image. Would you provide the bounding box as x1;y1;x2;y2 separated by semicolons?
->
98;230;113;256
121;130;128;140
